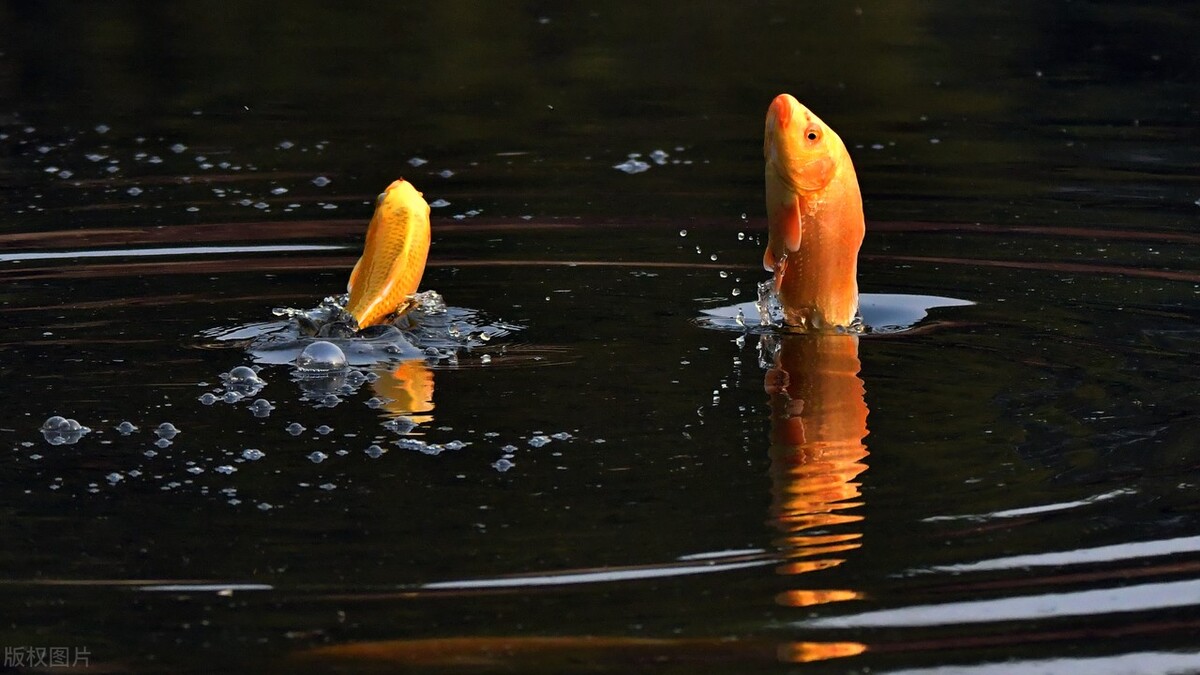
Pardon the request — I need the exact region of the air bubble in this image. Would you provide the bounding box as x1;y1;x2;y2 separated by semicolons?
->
154;423;180;439
296;341;347;372
249;399;274;417
614;158;650;174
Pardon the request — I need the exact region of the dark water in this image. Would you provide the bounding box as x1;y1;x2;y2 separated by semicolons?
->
3;2;1200;673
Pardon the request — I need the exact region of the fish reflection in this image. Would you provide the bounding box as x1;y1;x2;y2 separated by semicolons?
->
290;354;435;425
762;332;869;608
369;357;436;424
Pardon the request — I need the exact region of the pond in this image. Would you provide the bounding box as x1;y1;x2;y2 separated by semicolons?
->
2;2;1199;673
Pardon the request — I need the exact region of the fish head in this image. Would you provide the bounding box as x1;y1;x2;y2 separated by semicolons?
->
764;94;841;193
376;178;427;212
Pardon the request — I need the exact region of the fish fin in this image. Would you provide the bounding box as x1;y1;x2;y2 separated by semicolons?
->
781;199;802;252
763;247;776;272
773;255;788;292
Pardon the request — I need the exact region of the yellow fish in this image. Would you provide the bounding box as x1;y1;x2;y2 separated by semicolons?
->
764;94;865;329
345;179;431;329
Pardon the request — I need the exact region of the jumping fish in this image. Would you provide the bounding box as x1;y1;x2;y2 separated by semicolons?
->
763;94;865;329
345;179;431;329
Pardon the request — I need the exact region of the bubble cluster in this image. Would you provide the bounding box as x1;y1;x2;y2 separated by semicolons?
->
40;416;91;445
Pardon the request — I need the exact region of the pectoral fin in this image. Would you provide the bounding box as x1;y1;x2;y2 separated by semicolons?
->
781;199;801;252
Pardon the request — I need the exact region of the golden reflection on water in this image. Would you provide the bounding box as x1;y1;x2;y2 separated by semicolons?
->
370;358;436;424
764;333;869;608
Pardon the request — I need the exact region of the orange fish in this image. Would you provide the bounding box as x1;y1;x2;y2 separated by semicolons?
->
764;94;865;329
345;179;431;329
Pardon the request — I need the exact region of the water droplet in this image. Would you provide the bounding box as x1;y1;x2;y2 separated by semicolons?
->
154;438;172;448
429;198;450;208
115;421;137;434
127;187;143;197
312;175;331;187
308;451;328;463
296;341;347;372
315;425;333;435
278;140;294;150
738;232;746;241
95;124;110;134
257;502;273;511
215;465;237;475
364;444;386;458
649;149;669;165
444;440;467;451
285;422;305;436
170;143;187;154
719;270;728;278
551;432;572;440
319;483;336;491
106;472;123;483
710;254;718;262
493;459;515;472
438;169;455;178
242;448;265;461
223;391;244;404
198;393;217;405
528;435;551;448
408;157;428;167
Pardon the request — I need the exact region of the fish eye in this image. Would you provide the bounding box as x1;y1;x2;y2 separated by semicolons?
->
806;128;821;142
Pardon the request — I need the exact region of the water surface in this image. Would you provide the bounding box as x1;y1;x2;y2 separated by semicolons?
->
2;2;1199;672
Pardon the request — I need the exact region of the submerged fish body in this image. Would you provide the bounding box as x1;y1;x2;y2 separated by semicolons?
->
345;179;431;329
764;94;865;330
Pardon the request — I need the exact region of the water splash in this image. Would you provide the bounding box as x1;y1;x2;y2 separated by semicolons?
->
203;290;520;368
702;286;972;336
